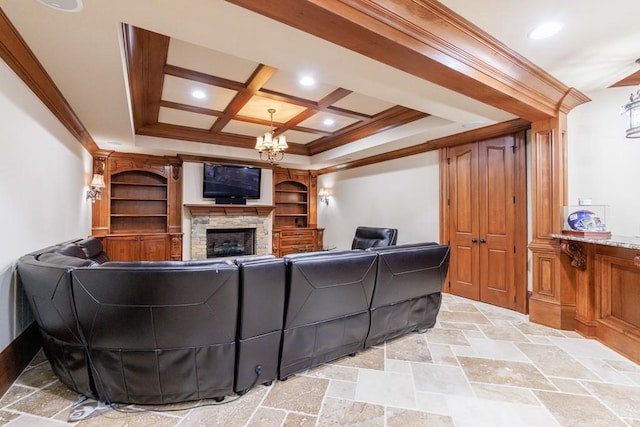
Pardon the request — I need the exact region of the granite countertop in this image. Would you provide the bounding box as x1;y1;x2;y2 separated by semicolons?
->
550;233;640;250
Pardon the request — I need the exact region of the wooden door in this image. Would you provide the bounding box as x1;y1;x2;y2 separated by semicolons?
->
478;137;517;308
448;143;480;300
445;134;526;311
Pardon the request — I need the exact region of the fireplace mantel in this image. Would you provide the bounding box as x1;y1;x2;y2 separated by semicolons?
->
185;204;275;217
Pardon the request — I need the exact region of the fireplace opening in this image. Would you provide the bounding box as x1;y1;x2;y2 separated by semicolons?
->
206;228;256;258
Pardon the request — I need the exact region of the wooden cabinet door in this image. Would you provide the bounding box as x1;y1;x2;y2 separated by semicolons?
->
107;236;140;261
139;235;168;261
106;235;169;261
446;135;525;311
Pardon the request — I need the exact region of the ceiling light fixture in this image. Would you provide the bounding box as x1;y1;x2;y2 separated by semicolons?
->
255;108;288;163
528;22;563;40
623;85;640;138
299;76;315;87
323;118;335;126
191;90;206;99
36;0;83;12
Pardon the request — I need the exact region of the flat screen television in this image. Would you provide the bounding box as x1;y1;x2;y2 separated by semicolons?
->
202;163;261;200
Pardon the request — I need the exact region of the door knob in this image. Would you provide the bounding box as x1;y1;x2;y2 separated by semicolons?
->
480;239;487;243
471;238;478;243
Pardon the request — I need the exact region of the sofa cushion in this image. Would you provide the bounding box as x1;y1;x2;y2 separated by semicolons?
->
100;259;234;268
76;237;110;264
37;252;98;267
54;244;88;259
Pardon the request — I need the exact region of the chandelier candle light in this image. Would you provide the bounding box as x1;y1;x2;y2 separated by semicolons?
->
255;108;288;163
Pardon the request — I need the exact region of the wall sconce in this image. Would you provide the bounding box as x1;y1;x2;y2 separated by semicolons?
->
87;157;106;203
319;188;330;206
86;173;105;202
623;84;640;138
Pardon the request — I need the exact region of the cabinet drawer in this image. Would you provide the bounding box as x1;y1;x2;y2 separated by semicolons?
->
281;236;315;246
280;245;315;256
280;229;315;238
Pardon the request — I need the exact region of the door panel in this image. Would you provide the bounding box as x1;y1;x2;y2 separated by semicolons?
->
448;144;479;300
479;138;515;308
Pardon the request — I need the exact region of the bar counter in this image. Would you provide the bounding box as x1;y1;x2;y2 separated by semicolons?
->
551;233;640;364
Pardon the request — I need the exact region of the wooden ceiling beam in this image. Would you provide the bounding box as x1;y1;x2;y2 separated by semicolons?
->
226;0;590;120
137;123;309;155
307;106;428;155
123;24;169;127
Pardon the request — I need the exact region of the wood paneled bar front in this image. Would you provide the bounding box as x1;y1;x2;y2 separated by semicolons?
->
553;234;640;364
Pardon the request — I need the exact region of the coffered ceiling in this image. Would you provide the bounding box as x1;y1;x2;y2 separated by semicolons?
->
125;25;427;158
1;0;638;170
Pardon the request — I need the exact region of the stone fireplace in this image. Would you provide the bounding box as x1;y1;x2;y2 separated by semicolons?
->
187;205;274;260
207;228;255;258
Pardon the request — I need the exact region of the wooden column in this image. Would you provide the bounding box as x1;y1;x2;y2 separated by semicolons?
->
528;115;576;329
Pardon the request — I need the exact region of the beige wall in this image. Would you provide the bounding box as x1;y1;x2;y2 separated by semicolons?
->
0;59;92;351
317;151;441;250
567;87;640;236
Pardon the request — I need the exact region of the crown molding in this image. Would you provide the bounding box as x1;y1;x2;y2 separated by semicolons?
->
0;7;99;153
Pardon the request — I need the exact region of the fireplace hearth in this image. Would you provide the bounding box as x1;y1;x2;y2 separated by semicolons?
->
206;228;256;258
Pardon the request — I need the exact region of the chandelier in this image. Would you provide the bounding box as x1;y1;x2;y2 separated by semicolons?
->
623;86;640;138
255;108;288;163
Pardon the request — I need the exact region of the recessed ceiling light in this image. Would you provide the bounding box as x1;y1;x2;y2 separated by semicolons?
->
299;76;315;87
528;22;563;40
323;118;335;126
36;0;83;12
462;120;486;129
191;90;206;99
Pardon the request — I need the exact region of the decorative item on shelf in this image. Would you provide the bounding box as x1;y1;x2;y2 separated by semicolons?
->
255;108;287;163
319;187;330;206
622;81;640;139
86;158;106;203
562;204;611;238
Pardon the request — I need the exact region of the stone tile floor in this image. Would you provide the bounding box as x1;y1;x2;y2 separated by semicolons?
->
2;293;640;426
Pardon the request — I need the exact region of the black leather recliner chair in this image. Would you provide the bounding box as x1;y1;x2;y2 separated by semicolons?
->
234;256;285;394
279;250;378;379
351;226;398;249
365;243;450;347
71;260;239;404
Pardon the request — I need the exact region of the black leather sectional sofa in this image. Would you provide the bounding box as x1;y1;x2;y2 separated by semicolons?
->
17;237;450;405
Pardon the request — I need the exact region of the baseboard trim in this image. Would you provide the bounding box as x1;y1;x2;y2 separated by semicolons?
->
0;322;41;397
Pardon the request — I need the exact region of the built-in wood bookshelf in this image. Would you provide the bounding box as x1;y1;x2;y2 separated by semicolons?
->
91;152;183;261
272;167;322;257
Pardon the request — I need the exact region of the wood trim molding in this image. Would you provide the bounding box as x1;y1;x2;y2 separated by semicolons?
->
0;322;41;398
226;0;590;122
0;7;99;153
315;118;530;175
560;241;587;270
184;204;276;217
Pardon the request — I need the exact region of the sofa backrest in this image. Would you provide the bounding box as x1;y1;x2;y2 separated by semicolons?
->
283;250;378;329
369;243;450;308
236;257;285;339
16;254;95;397
70;262;240;403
